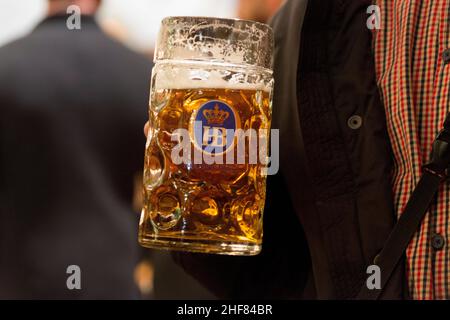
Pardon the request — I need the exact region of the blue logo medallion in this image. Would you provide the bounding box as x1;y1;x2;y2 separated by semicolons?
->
190;100;239;155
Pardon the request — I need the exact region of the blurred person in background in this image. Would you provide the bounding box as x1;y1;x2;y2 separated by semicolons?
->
0;0;150;298
237;0;285;23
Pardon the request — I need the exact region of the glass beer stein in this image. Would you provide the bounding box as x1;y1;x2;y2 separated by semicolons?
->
139;16;274;255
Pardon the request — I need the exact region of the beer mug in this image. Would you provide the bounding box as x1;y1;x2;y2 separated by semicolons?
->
139;16;274;255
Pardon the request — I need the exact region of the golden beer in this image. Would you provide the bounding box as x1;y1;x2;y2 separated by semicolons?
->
139;17;274;255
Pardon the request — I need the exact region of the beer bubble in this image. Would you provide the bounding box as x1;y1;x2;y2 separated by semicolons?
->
255;90;263;107
151;193;181;230
151;88;170;112
191;196;220;224
233;191;263;239
143;153;164;190
250;113;268;130
158;108;182;151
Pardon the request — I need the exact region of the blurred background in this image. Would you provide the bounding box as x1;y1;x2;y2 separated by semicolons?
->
0;0;284;300
0;0;283;52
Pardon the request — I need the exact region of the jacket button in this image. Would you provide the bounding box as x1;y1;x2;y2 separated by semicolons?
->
443;49;450;64
347;115;362;129
431;233;445;250
373;253;380;265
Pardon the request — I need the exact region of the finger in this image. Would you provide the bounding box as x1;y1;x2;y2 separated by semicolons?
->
144;122;150;137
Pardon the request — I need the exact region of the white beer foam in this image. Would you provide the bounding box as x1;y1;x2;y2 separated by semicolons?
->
153;68;272;92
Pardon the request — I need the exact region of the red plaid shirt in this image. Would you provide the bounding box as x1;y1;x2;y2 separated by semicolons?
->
373;0;450;299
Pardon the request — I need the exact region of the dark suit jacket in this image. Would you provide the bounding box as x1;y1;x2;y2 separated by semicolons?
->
174;0;406;299
0;15;151;299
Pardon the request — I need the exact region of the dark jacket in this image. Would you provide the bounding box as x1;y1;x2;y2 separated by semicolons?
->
0;15;151;299
174;0;406;299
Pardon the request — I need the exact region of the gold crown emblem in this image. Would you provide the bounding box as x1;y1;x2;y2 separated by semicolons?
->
203;103;230;125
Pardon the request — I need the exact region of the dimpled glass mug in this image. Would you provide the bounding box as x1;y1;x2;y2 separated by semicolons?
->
139;16;274;255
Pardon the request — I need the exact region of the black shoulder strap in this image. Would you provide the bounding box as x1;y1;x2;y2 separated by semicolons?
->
357;113;450;300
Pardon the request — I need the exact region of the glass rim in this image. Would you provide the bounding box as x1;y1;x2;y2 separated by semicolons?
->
160;16;273;33
156;16;274;70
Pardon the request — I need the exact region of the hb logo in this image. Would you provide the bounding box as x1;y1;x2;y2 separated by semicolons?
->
191;100;240;155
